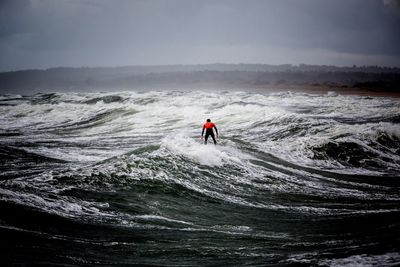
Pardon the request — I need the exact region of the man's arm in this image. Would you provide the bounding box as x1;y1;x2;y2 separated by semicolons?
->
214;126;218;137
201;125;205;137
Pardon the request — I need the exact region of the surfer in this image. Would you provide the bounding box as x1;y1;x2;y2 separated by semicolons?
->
201;118;218;145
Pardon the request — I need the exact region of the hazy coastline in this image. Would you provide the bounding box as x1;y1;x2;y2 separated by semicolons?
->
1;64;399;97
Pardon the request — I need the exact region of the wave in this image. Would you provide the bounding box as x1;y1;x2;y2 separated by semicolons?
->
83;95;126;104
308;125;400;174
311;140;396;170
42;108;138;132
0;144;65;163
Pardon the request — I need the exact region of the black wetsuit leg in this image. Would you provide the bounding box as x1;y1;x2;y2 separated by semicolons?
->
204;131;210;144
205;129;216;145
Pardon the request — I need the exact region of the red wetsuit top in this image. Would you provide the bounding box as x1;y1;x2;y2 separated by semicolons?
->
203;122;215;129
202;122;218;136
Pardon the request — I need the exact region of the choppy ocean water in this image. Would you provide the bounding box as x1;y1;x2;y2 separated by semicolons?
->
0;90;399;266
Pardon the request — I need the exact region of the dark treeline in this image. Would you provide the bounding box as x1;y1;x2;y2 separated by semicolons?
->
1;64;399;94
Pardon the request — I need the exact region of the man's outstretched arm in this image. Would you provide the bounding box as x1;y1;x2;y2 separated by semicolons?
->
201;126;205;137
214;126;218;137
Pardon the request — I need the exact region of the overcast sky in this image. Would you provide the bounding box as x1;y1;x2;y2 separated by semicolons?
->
0;0;400;71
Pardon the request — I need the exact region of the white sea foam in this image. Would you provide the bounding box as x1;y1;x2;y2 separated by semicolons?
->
0;187;113;219
160;133;249;167
319;252;400;267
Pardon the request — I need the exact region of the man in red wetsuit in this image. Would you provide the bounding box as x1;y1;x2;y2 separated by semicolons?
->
201;118;219;145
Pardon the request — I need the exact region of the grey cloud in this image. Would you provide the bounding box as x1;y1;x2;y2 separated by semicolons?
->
0;0;399;71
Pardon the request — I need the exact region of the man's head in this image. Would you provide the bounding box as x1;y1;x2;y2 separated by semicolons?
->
206;119;211;122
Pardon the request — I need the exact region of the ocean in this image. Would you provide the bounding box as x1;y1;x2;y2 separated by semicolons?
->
1;90;399;266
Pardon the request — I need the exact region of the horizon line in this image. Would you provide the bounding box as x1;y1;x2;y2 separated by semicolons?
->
2;62;400;73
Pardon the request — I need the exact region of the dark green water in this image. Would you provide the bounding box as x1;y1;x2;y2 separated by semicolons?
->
0;91;399;266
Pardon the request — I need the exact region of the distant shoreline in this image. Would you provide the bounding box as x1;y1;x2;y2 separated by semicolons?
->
1;86;400;98
0;64;399;96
